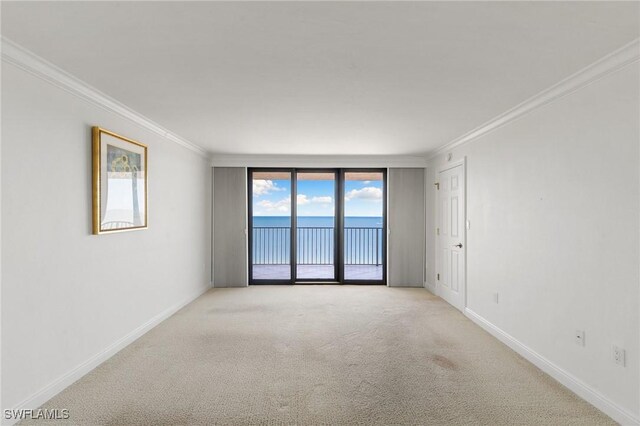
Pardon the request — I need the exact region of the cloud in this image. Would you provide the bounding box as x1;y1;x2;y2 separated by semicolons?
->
297;194;332;205
362;180;371;185
256;196;290;213
345;187;382;201
253;179;284;196
311;196;332;204
254;194;334;214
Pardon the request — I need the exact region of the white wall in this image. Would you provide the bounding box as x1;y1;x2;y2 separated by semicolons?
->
1;63;212;412
427;62;639;421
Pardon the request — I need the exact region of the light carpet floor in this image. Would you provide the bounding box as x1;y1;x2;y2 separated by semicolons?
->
25;286;614;425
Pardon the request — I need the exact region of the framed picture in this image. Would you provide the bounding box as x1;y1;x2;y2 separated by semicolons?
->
92;127;148;234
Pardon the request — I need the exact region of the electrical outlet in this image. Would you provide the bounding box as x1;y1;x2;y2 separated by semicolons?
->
575;330;585;346
612;345;626;367
492;293;499;304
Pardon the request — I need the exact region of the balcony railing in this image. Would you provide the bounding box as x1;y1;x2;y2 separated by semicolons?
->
344;227;382;266
252;226;382;266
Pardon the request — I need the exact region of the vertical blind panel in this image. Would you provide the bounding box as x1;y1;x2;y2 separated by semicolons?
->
213;167;248;287
388;168;425;287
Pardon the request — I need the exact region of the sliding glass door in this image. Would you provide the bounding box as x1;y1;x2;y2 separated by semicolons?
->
341;171;385;282
295;171;338;281
249;168;385;284
249;170;293;282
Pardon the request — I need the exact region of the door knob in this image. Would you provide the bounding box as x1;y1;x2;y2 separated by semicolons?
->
454;243;463;248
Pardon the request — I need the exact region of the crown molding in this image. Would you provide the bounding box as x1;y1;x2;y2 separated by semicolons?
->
1;37;209;158
428;38;640;159
211;154;427;168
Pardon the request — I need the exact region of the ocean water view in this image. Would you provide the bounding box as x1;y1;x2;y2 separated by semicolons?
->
253;216;383;228
252;216;383;266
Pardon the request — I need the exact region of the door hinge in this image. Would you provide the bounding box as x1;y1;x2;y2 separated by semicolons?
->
436;227;440;236
435;182;440;190
437;273;440;281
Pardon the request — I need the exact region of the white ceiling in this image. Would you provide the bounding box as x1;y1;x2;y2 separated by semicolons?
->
2;2;638;156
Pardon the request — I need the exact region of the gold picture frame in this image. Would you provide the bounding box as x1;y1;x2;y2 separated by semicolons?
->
92;127;148;234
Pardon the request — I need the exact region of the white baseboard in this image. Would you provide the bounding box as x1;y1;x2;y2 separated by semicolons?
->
464;308;639;426
424;281;436;294
5;285;210;425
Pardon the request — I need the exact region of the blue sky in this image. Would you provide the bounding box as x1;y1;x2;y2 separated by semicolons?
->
252;178;382;217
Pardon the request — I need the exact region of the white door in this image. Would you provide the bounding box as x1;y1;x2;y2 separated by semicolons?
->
437;163;465;311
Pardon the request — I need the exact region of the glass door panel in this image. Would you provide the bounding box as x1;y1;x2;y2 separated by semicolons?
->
250;170;292;281
343;171;385;281
295;171;337;280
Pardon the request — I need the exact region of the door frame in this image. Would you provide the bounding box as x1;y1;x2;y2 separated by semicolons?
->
248;167;386;285
435;157;467;310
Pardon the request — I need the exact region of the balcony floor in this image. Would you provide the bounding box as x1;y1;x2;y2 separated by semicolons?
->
252;264;383;281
